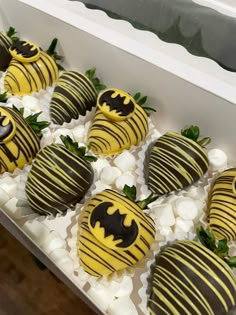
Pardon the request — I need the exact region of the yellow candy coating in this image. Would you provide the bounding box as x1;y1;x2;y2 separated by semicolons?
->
77;189;155;277
4;51;58;96
209;168;236;240
88;89;148;155
0;106;40;173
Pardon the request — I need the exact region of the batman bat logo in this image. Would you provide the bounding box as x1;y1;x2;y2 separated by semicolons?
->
0;112;15;143
10;40;40;62
89;201;139;249
98;89;135;120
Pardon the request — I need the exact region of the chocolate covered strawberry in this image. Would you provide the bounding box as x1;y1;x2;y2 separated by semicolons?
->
78;185;156;276
148;227;236;315
0;27;19;71
50;67;106;125
0;105;48;174
208;168;236;240
26;135;96;216
147;125;210;195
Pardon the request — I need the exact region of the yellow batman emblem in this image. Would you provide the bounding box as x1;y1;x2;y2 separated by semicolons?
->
9;40;40;63
98;88;136;121
88;201;140;250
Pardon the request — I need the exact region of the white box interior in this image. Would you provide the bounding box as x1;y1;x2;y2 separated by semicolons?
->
0;0;236;314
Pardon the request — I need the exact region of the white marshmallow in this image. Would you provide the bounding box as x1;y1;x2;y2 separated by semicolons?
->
22;220;50;245
49;248;69;262
0;187;9;206
56;256;74;275
40;128;53;148
186;186;205;200
71;125;85;142
115;173;135;190
115;276;133;297
175;197;199;220
152;204;175;227
107;297;138;315
49;249;74;276
165;232;176;243
97;280;120;294
100;167;121;185
159;226;173;237
208;148;228;171
53;128;74;144
174;232;188;240
113;151;136;172
3;197;21;219
87;286;116;311
40;231;66;255
93;181;112;194
0;177;17;198
22;95;40;112
7;96;23;108
92;159;110;178
174;217;194;233
22;107;32;118
49;249;74;274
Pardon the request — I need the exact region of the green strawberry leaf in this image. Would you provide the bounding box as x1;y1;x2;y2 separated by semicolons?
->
83;155;98;162
0;91;8;103
136;192;158;210
123;185;137;202
46;38;64;70
132;92;156;116
60;135;97;162
13;105;24;115
6;26;19;43
226;256;236;268
181;125;199;142
46;38;58;56
197;226;235;269
138;96;148;106
197;226;216;252
214;239;229;258
133;92;141;102
197;137;211;147
123;185;158;209
13;106;49;138
181;125;211;147
85;67;106;92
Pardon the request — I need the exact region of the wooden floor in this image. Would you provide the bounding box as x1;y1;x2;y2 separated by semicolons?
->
0;224;96;315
